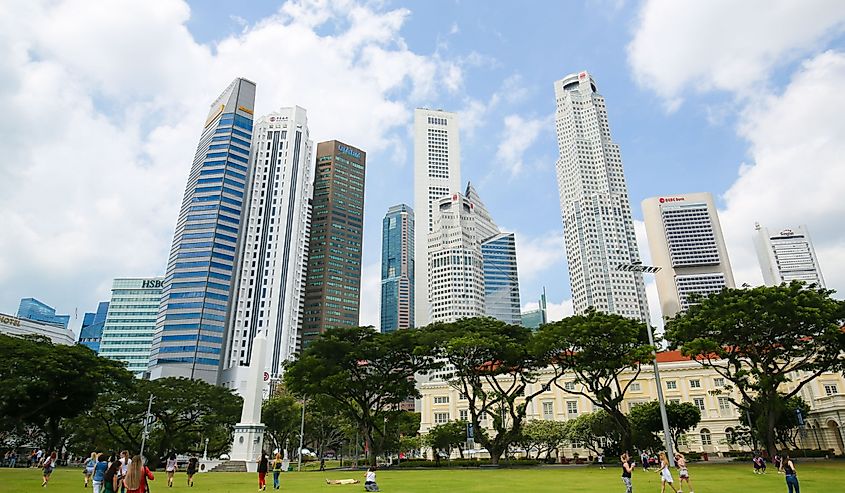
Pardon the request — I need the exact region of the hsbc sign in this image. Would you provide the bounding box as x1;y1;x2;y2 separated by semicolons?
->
658;197;685;204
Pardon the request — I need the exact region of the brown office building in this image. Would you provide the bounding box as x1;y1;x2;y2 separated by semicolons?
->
301;140;366;346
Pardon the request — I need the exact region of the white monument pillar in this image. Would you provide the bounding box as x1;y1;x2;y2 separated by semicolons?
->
229;331;268;472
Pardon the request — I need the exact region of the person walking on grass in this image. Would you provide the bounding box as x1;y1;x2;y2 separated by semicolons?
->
271;452;283;490
641;451;650;471
122;455;153;493
92;454;108;493
83;452;97;487
186;456;198;487
165;453;178;487
657;452;678;493
780;453;800;493
103;458;122;493
40;451;57;487
674;453;693;493
598;453;606;469
621;453;635;493
257;451;269;491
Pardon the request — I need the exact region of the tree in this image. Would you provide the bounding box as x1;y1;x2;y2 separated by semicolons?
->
742;395;810;450
423;420;468;462
0;333;133;451
427;317;550;465
263;394;302;457
284;326;434;465
666;282;845;456
533;310;655;451
568;410;621;456
67;377;241;466
304;396;348;460
629;401;701;451
521;420;571;461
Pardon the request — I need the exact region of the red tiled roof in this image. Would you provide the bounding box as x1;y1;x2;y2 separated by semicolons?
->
655;350;692;363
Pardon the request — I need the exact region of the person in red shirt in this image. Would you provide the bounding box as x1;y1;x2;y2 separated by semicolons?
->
122;456;154;493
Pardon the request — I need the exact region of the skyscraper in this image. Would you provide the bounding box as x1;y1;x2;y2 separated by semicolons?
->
553;71;649;321
99;278;163;377
78;301;109;352
380;204;414;333
754;224;826;288
300;140;366;347
428;192;486;323
642;193;735;318
16;298;70;329
148;78;256;383
481;233;522;324
220;107;314;393
413;109;461;327
521;289;548;329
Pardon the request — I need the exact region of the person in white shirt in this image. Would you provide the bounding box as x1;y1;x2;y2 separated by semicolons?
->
165;454;178;487
364;466;379;492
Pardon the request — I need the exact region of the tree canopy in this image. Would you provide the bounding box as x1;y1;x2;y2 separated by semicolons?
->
533;309;654;451
629;401;701;451
666;282;845;456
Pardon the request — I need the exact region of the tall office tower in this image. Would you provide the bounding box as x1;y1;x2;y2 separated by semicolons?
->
148;78;256;383
428;192;486;322
413;109;461;326
465;182;498;240
754;224;826;288
16;298;70;329
642;193;736;318
301;140;366;347
380;204;415;333
553;71;649;321
220;107;315;393
481;232;522;324
99;278;163;377
78;301;109;352
521;289;548;329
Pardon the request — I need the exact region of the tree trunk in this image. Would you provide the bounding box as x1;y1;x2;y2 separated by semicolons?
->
764;409;778;457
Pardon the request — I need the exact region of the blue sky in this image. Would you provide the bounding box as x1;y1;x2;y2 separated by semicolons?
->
1;0;844;332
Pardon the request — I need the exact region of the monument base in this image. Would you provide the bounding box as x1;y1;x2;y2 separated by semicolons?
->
230;422;265;472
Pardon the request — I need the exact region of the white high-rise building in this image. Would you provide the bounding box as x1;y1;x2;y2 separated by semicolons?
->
413;109;462;326
642;193;735;318
428;192;485;323
754;224;826;288
220;107;315;395
553;71;649;321
99;278;163;377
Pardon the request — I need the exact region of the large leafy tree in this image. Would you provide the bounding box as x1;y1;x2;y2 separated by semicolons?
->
67;377;241;466
0;334;132;451
533;310;654;451
427;317;550;465
284;326;433;465
628;401;701;451
423;420;469;462
666;282;845;456
520;420;571;461
262;393;303;456
568;410;622;456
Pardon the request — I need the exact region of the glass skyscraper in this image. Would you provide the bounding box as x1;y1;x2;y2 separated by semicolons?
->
481;233;522;324
148;78;256;383
99;278;163;377
301;140;366;346
78;301;109;352
16;298;70;329
380;204;414;333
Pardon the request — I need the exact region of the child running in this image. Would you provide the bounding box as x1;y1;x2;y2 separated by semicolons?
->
621;453;635;493
657;452;678;493
674;453;693;493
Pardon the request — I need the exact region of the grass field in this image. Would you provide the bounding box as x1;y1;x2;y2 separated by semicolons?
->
2;462;843;493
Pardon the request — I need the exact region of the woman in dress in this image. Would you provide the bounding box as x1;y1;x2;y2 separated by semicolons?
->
122;455;154;493
674;453;694;493
657;452;678;493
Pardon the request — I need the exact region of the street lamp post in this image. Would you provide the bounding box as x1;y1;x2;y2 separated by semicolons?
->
203;438;209;461
616;262;675;467
297;398;306;472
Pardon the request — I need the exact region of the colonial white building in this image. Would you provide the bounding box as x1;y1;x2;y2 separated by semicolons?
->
553;71;648;321
220;107;314;396
413;109;462;327
642;193;735;318
419;351;845;458
754;224;826;288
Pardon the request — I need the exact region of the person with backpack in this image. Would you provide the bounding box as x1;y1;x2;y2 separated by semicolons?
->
122;455;153;493
41;451;57;487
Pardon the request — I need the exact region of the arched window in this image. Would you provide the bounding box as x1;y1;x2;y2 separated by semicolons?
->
725;427;734;443
700;428;712;445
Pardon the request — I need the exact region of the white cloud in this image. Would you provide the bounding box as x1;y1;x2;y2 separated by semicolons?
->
628;0;845;108
495;114;547;176
458;74;528;138
512;230;566;283
358;262;381;330
719;51;845;293
546;298;574;323
0;0;463;324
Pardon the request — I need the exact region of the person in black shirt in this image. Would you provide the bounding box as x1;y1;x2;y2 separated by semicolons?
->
186;457;198;487
257;452;269;491
780;453;800;493
621;452;635;493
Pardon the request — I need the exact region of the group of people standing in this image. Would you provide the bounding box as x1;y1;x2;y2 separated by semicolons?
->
81;451;154;493
621;451;693;493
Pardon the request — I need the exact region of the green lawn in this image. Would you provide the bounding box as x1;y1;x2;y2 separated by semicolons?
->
3;462;843;493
